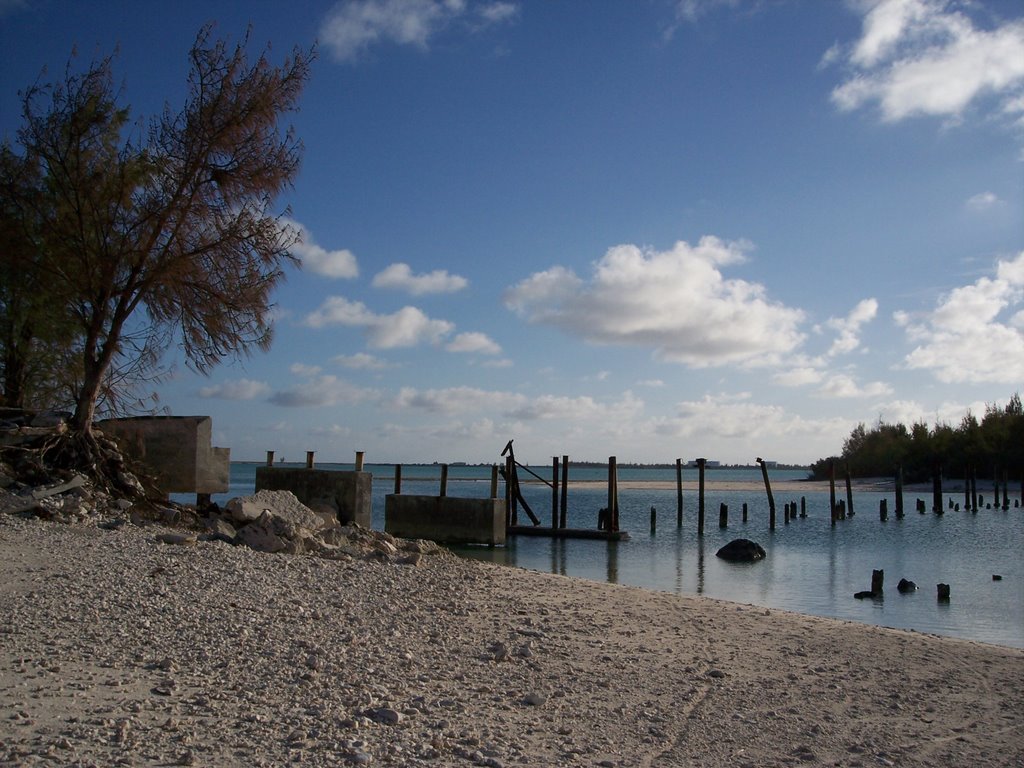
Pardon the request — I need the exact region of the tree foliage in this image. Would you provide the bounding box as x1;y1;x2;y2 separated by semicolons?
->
811;394;1024;481
0;26;314;433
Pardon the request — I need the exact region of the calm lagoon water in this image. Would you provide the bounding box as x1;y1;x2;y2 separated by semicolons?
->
216;463;1023;649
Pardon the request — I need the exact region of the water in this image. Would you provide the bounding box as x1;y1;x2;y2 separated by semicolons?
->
207;463;1024;649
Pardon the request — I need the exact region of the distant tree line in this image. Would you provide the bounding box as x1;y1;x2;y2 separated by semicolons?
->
810;394;1024;482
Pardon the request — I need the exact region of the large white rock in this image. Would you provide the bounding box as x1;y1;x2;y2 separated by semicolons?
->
226;490;326;530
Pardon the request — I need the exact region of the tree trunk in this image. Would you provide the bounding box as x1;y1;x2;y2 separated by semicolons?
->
70;358;105;435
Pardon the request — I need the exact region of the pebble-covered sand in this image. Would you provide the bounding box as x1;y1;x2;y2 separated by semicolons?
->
2;514;1022;767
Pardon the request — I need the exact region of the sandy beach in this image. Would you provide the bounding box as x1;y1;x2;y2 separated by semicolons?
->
2;514;1022;767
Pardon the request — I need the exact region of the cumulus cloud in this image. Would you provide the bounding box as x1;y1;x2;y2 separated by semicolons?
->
772;367;824;387
304;296;455;348
446;331;502;354
286;219;358;279
393;385;643;423
333;352;394;370
828;0;1024;124
825;298;878;356
651;392;838;442
269;375;379;407
372;263;468;295
290;363;322;377
817;374;893;399
895;250;1024;383
966;191;1002;211
504;237;805;367
320;0;519;62
197;378;271;400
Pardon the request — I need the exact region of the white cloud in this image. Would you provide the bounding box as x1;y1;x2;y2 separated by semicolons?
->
826;298;878;356
829;0;1024;124
320;0;519;62
817;374;893;399
772;367;824;387
395;385;522;414
896;251;1024;383
333;352;394;370
482;358;513;368
504;237;805;367
269;375;379;407
446;331;502;354
197;378;271;400
637;379;665;388
290;363;322;377
286;219;358;279
304;296;454;348
372;263;468;295
966;191;1001;211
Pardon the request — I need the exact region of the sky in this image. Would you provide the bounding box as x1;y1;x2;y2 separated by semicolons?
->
1;0;1022;466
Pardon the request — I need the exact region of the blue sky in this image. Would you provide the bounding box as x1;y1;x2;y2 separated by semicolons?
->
2;0;1022;465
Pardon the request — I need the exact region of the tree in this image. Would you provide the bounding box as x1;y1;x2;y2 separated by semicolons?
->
3;26;314;436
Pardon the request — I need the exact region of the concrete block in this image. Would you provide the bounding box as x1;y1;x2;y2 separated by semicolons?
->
254;466;372;527
385;494;506;546
99;416;229;494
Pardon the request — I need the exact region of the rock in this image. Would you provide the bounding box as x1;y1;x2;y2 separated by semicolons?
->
203;515;237;539
367;707;403;725
715;539;766;563
993;574;1003;581
897;578;917;593
853;590;878;600
156;533;197;546
523;691;546;706
226;490;326;531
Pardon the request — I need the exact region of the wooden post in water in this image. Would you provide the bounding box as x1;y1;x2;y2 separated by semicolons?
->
551;457;560;529
895;464;904;518
650;506;657;534
879;498;888;521
845;463;855;517
742;502;748;523
697;458;706;536
783;503;790;524
757;457;776;530
608;456;620;532
490;465;499;499
440;464;449;497
719;503;728;529
266;450;275;467
800;496;807;518
675;458;684;528
394;464;403;495
355;451;365;471
506;456;517;526
306;451;315;469
560;455;569;528
829;461;837;526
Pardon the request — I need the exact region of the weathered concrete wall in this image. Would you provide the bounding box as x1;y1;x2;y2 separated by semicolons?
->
99;416;229;494
385;495;506;546
254;466;372;527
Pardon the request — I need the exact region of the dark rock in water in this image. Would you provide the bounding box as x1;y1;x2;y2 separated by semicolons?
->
992;574;1003;581
897;578;917;593
854;590;879;600
715;538;766;563
937;583;951;601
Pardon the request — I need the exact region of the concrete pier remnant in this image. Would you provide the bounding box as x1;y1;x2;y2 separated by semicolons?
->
255;465;372;527
99;415;229;495
385;494;506;546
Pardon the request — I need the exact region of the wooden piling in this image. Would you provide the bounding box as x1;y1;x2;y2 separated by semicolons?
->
394;464;402;495
440;464;449;497
783;503;790;524
742;502;748;523
871;569;884;595
757;457;776;530
879;498;888;521
506;456;517;526
650;506;657;534
937;583;950;601
560;455;569;528
266;450;275;467
490;465;499;499
305;451;315;469
675;458;683;528
719;503;727;529
552;456;560;529
355;451;365;471
800;496;807;518
608;456;619;532
895;464;904;518
829;461;837;526
697;458;706;536
845;463;855;517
